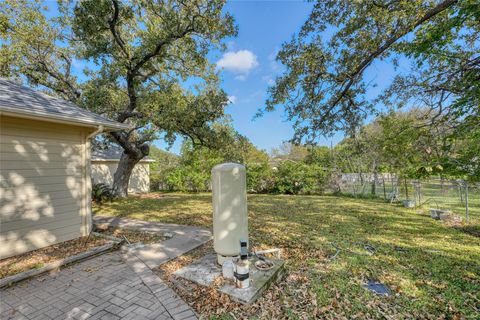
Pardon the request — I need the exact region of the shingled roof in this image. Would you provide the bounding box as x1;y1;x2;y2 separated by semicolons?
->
0;78;129;130
92;146;154;162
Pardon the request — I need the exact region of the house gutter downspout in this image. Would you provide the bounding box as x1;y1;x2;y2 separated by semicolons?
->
84;125;104;235
87;125;104;140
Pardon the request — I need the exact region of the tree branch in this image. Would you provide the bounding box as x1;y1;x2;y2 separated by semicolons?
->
122;15;198;121
31;60;80;101
329;0;458;111
131;26;195;75
108;0;129;58
116;110;144;122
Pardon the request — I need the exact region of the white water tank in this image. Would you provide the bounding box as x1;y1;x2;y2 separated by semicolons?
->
212;163;248;265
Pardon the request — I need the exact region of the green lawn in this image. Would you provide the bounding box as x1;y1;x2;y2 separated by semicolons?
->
94;193;480;319
341;181;480;225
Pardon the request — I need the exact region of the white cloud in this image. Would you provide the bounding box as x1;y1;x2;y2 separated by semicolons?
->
217;50;259;75
268;49;281;72
262;75;275;85
227;95;237;104
234;74;247;81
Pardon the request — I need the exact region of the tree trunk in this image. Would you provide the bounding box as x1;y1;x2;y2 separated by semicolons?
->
108;131;150;199
112;153;141;198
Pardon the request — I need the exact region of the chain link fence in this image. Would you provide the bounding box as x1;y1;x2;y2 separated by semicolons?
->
336;174;479;225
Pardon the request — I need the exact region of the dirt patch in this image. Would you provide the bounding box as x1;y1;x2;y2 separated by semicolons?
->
453;225;480;238
444;219;480;238
0;236;108;279
94;226;167;244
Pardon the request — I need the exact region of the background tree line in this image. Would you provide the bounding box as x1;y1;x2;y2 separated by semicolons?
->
149;107;479;195
3;0;477;197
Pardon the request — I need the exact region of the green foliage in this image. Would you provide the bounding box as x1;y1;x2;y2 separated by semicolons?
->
94;193;480;318
375;110;431;179
273;161;329;195
0;0;237;196
246;162;274;193
261;0;479;143
92;183;114;203
304;146;332;166
149;146;180;191
163;168;186;191
440;124;480;182
328;108;479;183
151;108;476;194
151;131;332;194
151;124;278;193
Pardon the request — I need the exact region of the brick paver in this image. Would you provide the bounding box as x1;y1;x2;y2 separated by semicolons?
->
1;250;197;320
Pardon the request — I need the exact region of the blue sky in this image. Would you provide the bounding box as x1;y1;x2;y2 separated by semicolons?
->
44;0;406;155
158;1;405;154
158;1;319;154
213;1;316;153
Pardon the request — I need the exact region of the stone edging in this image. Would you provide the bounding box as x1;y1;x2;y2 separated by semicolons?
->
0;242;117;288
92;231;123;242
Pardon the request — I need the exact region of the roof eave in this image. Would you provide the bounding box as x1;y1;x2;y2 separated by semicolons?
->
0;109;130;131
91;158;155;163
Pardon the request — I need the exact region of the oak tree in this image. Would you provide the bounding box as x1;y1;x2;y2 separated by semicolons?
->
263;0;479;143
0;0;236;197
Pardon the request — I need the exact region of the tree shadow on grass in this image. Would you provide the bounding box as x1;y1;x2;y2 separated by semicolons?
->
94;192;480;318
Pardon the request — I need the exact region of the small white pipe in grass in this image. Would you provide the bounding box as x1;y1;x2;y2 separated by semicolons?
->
254;248;282;259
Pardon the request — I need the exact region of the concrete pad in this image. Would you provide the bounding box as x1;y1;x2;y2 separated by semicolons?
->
429;209;452;220
174;254;285;304
126;234;211;269
174;254;221;286
94;216;212;269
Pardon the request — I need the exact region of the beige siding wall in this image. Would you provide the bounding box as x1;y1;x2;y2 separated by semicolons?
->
91;161;150;194
0;116;92;259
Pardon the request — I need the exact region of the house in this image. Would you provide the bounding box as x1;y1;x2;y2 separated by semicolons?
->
0;78;129;259
91;146;154;194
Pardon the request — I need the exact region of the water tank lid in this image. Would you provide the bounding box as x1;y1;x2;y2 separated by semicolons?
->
212;162;245;172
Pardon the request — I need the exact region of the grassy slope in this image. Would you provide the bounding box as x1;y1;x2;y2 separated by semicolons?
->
94;193;479;319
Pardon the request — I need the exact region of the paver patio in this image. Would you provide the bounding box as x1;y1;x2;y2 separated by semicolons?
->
0;218;212;320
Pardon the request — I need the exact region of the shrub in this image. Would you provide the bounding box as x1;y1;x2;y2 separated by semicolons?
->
150;157;331;195
150;172;163;191
273;161;305;194
165;168;186;191
92;183;114;203
273;161;330;194
184;168;210;192
246;162;274;193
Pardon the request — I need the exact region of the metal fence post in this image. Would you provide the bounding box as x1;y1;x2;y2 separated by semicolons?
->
418;182;422;205
465;181;469;224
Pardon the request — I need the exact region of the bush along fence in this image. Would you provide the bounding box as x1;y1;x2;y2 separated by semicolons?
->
150;167;478;225
150;161;331;195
